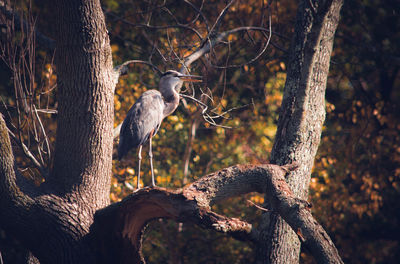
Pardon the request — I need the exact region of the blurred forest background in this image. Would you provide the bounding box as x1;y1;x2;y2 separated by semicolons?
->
0;0;399;263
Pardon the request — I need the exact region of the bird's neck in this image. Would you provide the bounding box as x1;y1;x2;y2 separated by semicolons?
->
163;92;179;117
161;90;178;102
159;82;179;99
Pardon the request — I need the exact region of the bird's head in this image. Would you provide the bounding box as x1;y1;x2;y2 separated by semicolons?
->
159;70;202;98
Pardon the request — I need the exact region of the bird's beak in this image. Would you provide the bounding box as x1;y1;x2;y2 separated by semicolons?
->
179;75;202;83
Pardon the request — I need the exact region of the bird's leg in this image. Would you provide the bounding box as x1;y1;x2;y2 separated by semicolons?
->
149;131;156;187
137;145;142;189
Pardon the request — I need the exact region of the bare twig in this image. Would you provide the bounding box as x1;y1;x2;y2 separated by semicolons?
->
7;126;44;172
183;0;210;32
0;0;55;51
179;93;232;129
203;0;236;49
0;1;53;176
211;18;273;68
106;10;203;41
182;26;272;70
34;109;57;114
247;199;272;212
33;105;50;160
166;28;183;65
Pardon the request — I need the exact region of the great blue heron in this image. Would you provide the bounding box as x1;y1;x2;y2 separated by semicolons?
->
118;70;201;189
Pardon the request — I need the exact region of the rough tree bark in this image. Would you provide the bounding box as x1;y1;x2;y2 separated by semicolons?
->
49;0;115;204
256;0;343;263
0;0;344;263
1;0;114;263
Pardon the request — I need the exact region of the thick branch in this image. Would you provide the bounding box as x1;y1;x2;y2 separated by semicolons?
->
113;60;162;84
0;114;35;241
90;163;342;264
265;166;343;264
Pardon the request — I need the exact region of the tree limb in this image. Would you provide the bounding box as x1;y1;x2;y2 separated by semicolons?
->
90;163;343;264
0;114;35;240
113;60;162;81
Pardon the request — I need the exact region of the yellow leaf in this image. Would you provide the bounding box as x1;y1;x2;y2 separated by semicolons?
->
168;115;179;122
174;123;183;131
111;44;119;53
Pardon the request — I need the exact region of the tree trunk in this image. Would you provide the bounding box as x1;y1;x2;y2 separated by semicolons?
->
256;0;343;263
49;0;114;207
0;0;115;263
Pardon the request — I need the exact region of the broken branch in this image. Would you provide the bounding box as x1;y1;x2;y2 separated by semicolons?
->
90;163;343;264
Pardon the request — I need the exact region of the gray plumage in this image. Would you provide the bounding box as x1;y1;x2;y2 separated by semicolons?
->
117;70;201;189
117;90;164;160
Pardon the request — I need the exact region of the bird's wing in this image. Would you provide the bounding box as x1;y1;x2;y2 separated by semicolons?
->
118;90;164;160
